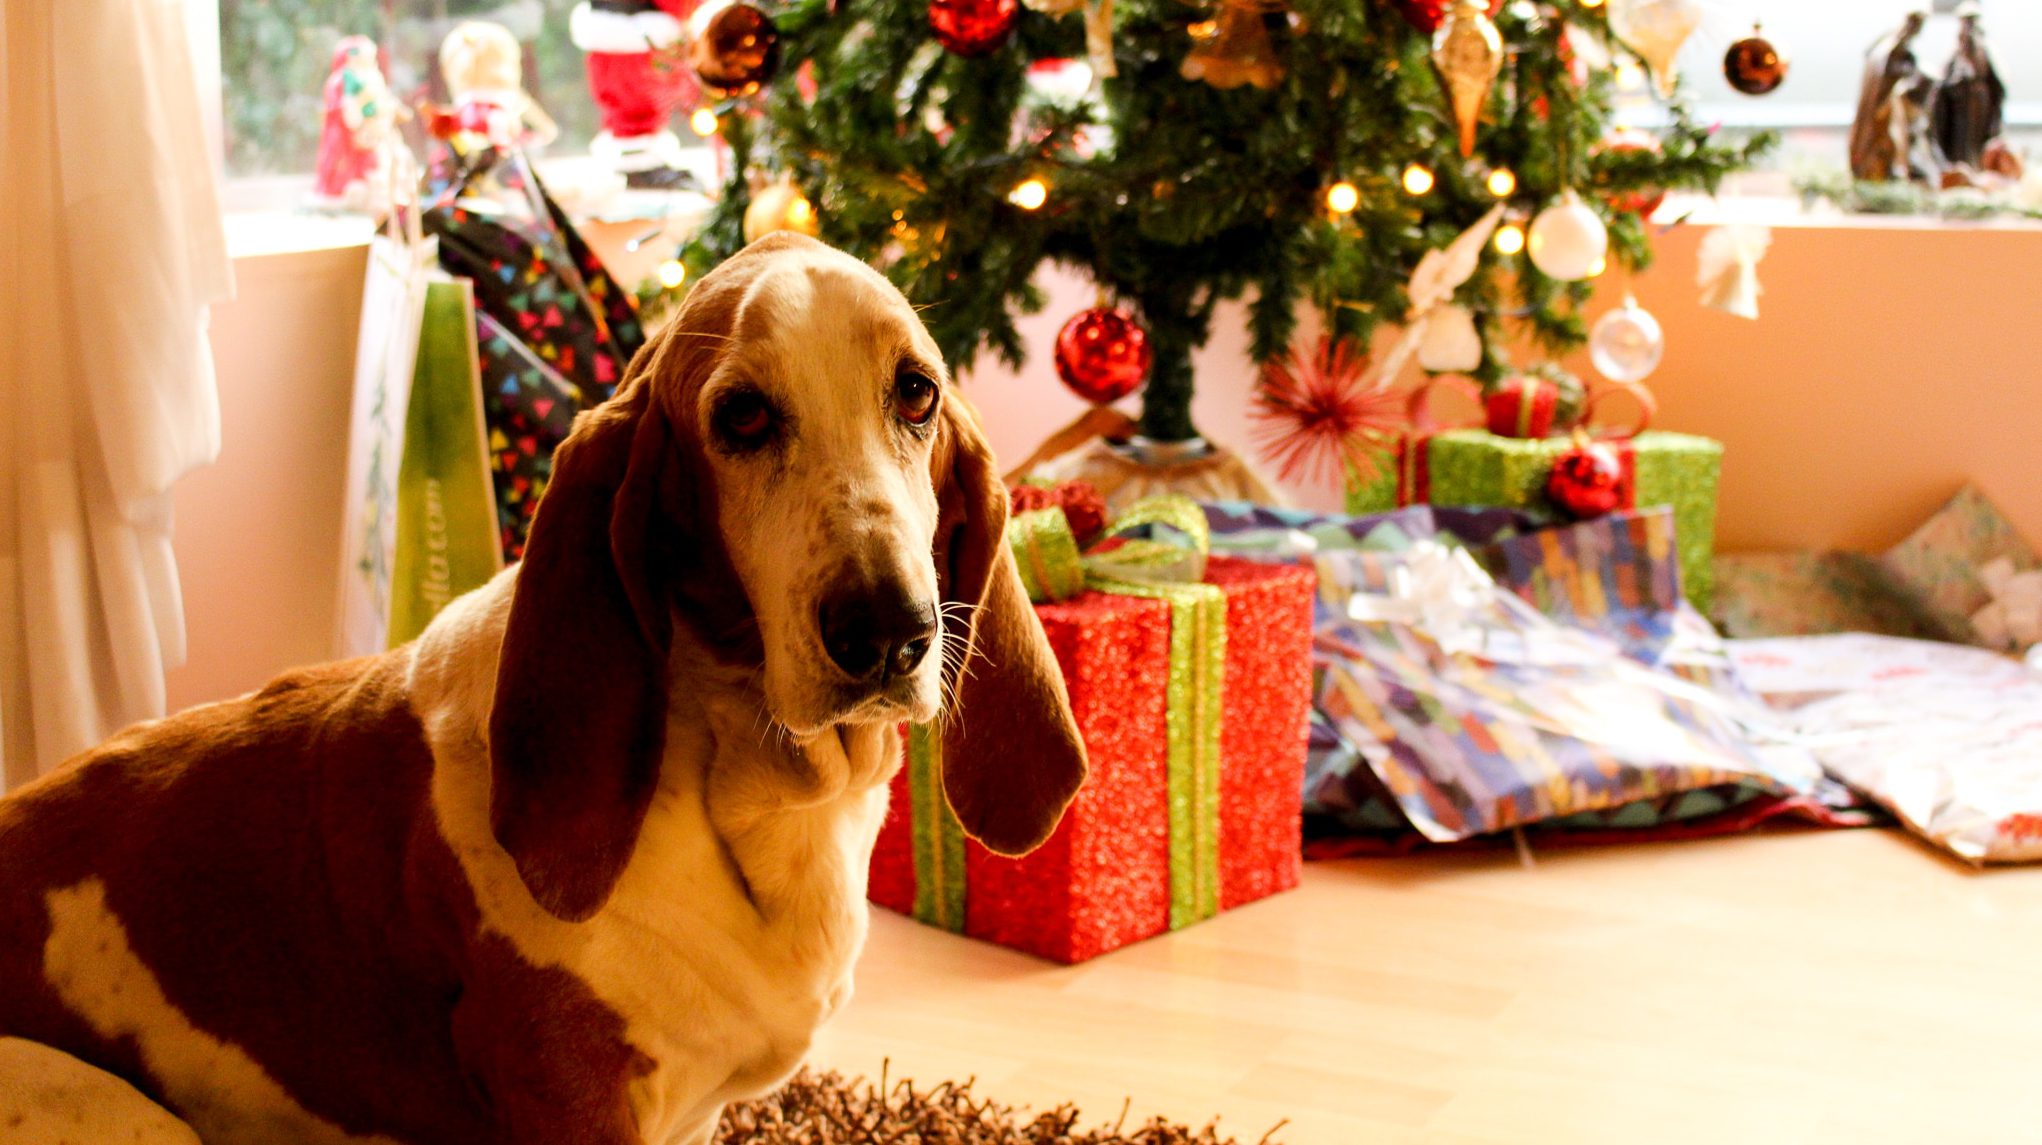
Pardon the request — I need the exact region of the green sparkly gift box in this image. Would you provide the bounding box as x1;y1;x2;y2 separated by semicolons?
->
1348;428;1724;609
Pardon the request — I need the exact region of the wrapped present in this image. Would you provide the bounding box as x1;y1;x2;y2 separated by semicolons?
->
1730;634;2042;863
1209;503;1826;848
869;490;1316;963
1394;428;1723;610
1711;485;2040;647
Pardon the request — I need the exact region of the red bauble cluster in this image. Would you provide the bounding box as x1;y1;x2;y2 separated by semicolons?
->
1546;440;1630;519
929;0;1018;57
1053;307;1152;404
1388;0;1502;36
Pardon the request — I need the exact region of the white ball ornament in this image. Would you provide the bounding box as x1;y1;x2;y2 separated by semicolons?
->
1527;189;1609;282
1417;304;1484;373
1589;295;1665;383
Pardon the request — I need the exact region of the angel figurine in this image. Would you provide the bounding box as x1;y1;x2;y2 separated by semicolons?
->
1931;3;2006;171
310;36;405;212
1848;10;1926;182
430;21;560;157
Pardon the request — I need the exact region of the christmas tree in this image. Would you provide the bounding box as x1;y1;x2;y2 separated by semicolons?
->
680;0;1769;444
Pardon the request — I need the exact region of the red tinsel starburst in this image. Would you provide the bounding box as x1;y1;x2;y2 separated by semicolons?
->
1252;335;1405;488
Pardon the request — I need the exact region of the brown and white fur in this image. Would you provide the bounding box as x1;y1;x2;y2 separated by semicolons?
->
0;234;1087;1145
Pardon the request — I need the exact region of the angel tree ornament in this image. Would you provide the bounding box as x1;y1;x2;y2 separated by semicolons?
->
1431;0;1503;157
1416;304;1484;374
1696;225;1771;320
311;36;403;213
1605;0;1700;100
1527;190;1608;282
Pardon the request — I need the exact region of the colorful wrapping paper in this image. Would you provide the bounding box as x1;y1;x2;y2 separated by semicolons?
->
424;148;646;559
868;554;1316;963
1349;429;1723;610
1711;485;2040;646
1210;505;1834;847
1730;634;2042;863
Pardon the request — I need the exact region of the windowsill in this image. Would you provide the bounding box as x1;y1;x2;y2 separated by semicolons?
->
1657;193;2042;233
219;154;718;263
224;211;378;261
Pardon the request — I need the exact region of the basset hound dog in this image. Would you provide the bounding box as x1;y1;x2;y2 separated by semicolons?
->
0;233;1087;1144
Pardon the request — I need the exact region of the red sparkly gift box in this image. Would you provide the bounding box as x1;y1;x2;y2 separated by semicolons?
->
868;555;1316;964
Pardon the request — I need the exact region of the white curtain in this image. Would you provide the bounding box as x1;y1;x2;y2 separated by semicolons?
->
0;0;233;789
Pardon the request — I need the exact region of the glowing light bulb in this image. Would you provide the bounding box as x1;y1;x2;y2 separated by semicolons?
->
1401;163;1435;196
1494;223;1526;255
1587;254;1608;277
656;259;687;289
1188;18;1219;39
1486;168;1517;198
1615;61;1646;91
1325;181;1360;215
689;107;719;137
1579;0;1604;7
1008;177;1049;210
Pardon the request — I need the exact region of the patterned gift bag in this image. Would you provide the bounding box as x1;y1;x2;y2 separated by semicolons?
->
424;148;646;559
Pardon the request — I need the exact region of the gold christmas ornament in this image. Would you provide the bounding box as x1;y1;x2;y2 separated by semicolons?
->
743;178;820;242
1180;0;1284;91
1606;0;1700;100
1431;0;1504;157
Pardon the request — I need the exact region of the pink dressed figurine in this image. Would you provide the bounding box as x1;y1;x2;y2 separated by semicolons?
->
311;36;404;211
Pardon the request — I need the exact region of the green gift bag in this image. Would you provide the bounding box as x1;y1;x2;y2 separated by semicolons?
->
386;278;503;646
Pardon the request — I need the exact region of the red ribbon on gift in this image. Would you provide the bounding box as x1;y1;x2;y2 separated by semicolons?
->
1393;374;1483;505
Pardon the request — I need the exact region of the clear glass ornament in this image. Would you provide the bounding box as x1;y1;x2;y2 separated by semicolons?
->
1589;295;1665;383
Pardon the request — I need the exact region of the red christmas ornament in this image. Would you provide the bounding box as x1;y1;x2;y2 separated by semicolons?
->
1053;307;1152;404
1388;0;1502;37
689;2;781;95
1546;439;1631;519
929;0;1019;57
1596;128;1668;219
1252;335;1403;488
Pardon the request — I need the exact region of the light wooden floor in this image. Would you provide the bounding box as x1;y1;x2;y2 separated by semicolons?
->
811;828;2042;1145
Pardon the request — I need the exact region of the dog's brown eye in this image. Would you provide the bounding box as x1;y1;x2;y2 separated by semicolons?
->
714;390;777;449
894;369;938;426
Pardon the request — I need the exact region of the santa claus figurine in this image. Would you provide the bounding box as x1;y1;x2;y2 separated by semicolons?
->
310;36;405;213
570;0;701;188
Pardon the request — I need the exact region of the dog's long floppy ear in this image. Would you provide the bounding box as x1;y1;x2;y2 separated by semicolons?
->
931;391;1088;855
489;370;675;922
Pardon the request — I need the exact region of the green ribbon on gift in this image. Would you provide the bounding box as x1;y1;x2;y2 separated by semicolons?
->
905;723;967;932
905;494;1228;936
1006;495;1212;604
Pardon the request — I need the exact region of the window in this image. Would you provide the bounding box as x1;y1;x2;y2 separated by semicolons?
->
1643;0;2038;181
218;0;600;178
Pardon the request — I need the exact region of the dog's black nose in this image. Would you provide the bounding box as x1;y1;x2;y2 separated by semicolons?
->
819;587;937;682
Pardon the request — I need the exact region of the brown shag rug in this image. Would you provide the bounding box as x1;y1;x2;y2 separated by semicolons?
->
716;1069;1287;1145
